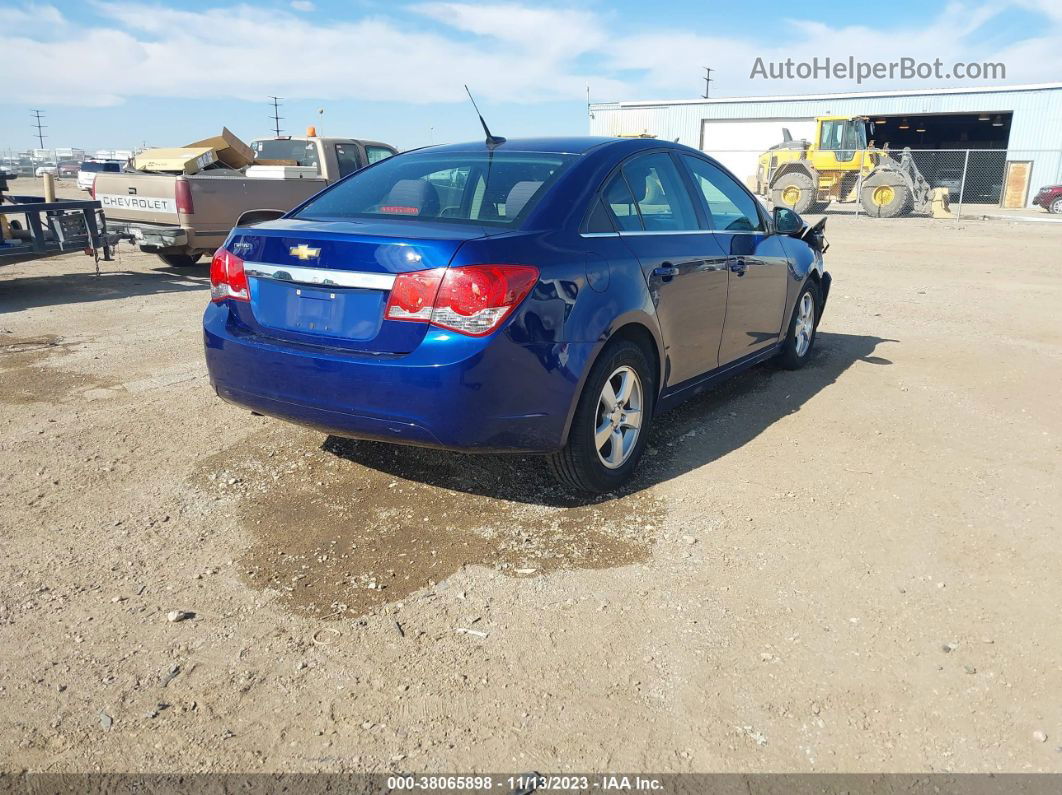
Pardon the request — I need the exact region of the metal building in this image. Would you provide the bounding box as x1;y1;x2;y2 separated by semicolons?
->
589;83;1062;208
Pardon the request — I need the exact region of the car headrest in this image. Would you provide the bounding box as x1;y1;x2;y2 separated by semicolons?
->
505;181;543;219
381;179;439;216
642;173;665;204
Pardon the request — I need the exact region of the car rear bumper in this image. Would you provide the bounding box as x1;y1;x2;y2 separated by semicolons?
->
203;303;594;453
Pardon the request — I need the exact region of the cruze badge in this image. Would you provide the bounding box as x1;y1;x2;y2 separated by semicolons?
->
290;244;321;260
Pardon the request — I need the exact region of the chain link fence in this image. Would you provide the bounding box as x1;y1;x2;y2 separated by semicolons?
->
703;147;1062;220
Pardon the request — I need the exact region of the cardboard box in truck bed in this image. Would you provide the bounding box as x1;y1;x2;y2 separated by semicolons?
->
134;147;217;174
186;128;254;170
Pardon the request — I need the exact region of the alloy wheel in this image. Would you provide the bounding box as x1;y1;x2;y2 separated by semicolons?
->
794;292;815;357
595;365;643;469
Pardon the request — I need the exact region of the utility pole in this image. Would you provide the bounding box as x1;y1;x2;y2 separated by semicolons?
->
701;67;714;99
268;96;284;137
31;109;47;150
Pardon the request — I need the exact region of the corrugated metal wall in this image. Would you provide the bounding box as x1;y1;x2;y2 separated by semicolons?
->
590;86;1062;202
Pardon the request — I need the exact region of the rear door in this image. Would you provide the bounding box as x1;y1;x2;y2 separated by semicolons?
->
602;152;729;386
679;155;790;365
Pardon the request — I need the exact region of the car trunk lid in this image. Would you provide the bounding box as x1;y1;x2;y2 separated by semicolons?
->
226;218;484;354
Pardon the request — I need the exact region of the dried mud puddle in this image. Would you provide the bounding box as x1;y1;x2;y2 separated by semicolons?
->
0;333;112;404
196;428;662;619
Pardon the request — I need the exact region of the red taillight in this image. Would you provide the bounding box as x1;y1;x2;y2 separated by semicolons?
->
384;268;445;321
210;247;249;302
175;179;194;215
384;264;538;337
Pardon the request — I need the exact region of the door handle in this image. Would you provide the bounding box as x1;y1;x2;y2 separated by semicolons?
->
652;264;680;280
729;257;748;276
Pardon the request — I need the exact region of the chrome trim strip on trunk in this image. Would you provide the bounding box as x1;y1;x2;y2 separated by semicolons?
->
242;262;397;290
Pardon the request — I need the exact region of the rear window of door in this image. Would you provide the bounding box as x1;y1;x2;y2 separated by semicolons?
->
681;155;764;232
598;152;701;232
623;153;699;231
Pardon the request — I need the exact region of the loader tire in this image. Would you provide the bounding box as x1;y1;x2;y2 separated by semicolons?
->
771;172;816;214
860;171;912;218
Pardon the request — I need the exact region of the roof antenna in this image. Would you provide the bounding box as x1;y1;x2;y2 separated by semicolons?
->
464;85;505;148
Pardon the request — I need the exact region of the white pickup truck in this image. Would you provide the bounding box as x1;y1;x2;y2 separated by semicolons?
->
93;136;396;266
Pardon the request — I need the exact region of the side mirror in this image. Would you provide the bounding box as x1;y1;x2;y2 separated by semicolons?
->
235;208;285;227
773;206;803;235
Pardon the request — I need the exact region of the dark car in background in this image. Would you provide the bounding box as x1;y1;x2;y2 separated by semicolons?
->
204;137;830;492
1032;183;1062;214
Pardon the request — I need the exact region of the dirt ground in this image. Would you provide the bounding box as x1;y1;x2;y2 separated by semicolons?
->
1;187;1061;773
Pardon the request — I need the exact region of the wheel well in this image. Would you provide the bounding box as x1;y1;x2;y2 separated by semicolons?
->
608;323;662;394
771;162;816;187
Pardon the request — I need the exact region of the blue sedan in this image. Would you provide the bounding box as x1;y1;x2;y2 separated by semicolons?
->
203;136;830;492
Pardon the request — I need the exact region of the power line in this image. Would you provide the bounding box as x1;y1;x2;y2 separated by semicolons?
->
268;96;284;137
30;109;47;149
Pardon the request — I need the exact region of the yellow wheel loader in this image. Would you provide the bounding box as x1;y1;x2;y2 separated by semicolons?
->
755;116;944;218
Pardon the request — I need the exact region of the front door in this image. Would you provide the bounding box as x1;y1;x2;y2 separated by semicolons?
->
680;155;790;365
597;152;730;386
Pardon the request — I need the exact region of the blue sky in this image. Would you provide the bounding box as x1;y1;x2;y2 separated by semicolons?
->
2;0;1058;154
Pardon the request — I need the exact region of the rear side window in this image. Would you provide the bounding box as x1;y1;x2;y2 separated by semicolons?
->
622;153;700;231
584;199;615;233
294;151;574;228
602;173;642;231
681;155;764;232
81;161;121;173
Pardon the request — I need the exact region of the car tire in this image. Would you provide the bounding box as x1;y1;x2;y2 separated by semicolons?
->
158;253;203;268
548;340;655;494
779;280;821;370
1051;197;1062;215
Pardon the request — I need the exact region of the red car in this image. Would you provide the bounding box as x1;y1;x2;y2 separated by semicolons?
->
1032;183;1062;214
57;161;81;178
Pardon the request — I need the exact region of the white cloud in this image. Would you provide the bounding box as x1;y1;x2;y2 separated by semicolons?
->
0;1;66;35
0;0;1058;107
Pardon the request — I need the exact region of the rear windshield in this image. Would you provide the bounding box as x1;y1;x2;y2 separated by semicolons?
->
80;161;121;173
250;139;320;170
293;150;574;227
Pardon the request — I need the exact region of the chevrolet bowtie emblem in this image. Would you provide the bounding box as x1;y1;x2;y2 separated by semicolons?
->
290;244;321;260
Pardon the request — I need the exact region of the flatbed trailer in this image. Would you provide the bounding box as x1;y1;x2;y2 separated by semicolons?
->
1;173;117;269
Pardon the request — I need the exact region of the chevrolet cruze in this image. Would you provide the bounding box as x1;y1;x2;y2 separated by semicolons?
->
203;137;830;492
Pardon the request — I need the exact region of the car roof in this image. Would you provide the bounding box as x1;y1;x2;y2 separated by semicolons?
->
418;136;681;156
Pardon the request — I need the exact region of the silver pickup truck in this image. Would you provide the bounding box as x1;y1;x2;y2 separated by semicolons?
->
93;136;396;266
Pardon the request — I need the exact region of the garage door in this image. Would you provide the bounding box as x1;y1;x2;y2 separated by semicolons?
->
701;118;816;186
